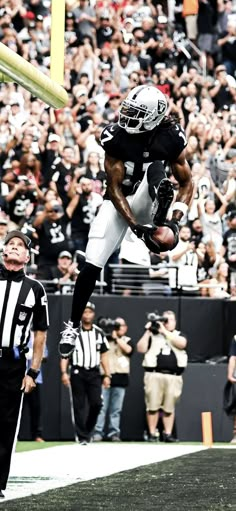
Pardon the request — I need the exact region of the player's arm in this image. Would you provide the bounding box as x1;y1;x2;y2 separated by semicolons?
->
170;148;194;222
105;153;138;228
105;154;155;239
228;355;236;383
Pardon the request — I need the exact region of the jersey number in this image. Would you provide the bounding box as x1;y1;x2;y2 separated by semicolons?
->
101;129;114;144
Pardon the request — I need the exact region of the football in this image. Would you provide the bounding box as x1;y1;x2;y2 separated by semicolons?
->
151;225;175;251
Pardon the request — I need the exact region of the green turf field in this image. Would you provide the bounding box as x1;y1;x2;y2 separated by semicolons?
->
16;441;74;453
2;448;236;511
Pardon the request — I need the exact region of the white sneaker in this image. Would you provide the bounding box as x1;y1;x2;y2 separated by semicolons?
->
59;320;79;358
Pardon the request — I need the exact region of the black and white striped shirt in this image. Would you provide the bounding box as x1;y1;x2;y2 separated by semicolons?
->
71;325;109;369
0;266;49;349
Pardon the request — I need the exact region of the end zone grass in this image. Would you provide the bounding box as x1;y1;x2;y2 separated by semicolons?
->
3;448;236;511
16;442;74;453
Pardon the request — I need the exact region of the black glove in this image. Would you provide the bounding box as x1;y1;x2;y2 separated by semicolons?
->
163;218;179;236
131;224;156;240
161;219;180;250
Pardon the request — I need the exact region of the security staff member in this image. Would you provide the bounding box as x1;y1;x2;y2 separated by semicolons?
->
137;310;187;442
0;230;49;498
227;336;236;443
60;302;110;445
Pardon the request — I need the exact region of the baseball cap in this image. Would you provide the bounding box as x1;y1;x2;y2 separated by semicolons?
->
100;10;109;19
0;218;8;225
58;251;72;259
228;210;236;221
87;98;98;106
109;92;121;100
76;88;88;97
124;18;135;25
66;12;75;19
4;230;31;248
48;133;60;143
157;15;168;24
85;302;95;311
100;63;111;71
0;8;7;17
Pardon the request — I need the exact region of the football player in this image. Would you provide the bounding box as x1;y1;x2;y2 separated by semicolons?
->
59;85;193;357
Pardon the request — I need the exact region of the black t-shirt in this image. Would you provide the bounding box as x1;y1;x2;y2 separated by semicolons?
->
36;213;70;261
41;149;61;187
71;193;101;238
229;336;236;357
223;228;236;270
209;82;234;111
156;331;185;373
96;26;114;48
51;162;75;207
100;121;187;196
109;338;134;387
220;31;236;63
8;190;37;224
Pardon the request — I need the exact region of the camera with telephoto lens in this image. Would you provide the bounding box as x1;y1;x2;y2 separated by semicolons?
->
97;316;121;339
147;311;168;334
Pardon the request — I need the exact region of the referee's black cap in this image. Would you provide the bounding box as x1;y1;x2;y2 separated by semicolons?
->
85;302;95;311
4;230;31;248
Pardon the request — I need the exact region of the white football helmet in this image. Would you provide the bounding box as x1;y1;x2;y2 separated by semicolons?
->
118;85;168;134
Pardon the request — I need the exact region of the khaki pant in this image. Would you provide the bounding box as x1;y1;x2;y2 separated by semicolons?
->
185;15;198;40
144;372;183;414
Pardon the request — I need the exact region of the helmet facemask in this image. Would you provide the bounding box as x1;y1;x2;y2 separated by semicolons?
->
118;95;167;134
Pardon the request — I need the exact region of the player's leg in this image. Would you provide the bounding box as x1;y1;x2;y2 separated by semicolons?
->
71;201;128;321
59;201;128;357
147;161;174;225
128;161;172;225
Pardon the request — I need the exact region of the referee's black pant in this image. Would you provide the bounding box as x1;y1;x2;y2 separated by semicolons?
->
70;367;102;441
0;353;26;490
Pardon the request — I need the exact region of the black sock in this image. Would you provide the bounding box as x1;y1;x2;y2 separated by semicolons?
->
71;262;101;327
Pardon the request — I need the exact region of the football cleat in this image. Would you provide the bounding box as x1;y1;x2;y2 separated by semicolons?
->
59;320;79;358
151;178;174;225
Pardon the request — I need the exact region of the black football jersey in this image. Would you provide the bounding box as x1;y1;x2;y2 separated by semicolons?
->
100;122;187;195
36;213;70;260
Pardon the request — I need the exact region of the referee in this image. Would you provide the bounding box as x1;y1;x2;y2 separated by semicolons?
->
0;230;49;498
60;302;110;445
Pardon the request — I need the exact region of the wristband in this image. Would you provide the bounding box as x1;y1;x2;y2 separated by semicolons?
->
104;374;111;379
172;202;188;216
27;368;40;381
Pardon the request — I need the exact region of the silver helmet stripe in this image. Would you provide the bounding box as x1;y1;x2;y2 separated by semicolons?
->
131;85;147;101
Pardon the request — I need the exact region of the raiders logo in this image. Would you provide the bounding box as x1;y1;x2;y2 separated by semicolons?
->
19;311;27;321
157;100;166;115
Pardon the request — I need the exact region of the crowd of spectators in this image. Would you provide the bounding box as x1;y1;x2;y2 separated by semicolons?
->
0;0;236;298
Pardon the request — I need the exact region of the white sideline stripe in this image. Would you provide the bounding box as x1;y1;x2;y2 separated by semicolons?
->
2;443;206;502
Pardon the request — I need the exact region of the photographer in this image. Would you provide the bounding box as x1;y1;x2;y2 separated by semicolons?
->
226;335;236;443
93;317;134;442
137;310;187;442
